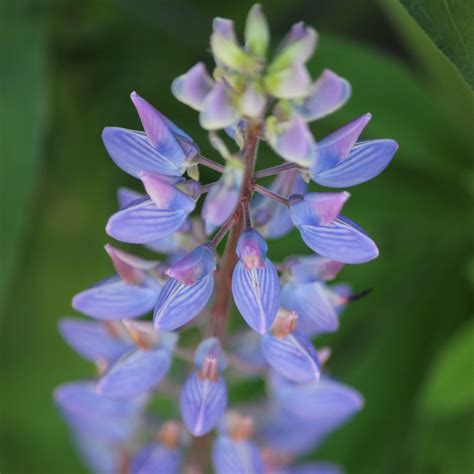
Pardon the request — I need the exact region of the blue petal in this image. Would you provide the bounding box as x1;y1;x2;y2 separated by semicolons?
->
261;332;320;383
180;373;227;436
232;259;280;334
72;276;158;320
131;442;182;474
154;274;214;331
271;375;364;428
97;347;172;398
102;127;186;178
59;318;131;362
297;216;379;264
212;436;264;474
54;381;143;442
280;282;339;336
74;435;119;473
106;198;189;244
313;139;398;188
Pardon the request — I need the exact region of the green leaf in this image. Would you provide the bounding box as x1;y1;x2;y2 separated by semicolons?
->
421;318;474;417
0;7;47;314
399;0;474;88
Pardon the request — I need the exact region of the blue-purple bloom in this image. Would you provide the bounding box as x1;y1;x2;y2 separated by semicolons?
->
56;4;396;473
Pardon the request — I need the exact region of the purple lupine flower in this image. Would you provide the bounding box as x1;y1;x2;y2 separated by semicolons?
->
232;229;280;334
56;5;396;472
180;338;227;436
260;308;320;383
212;413;264;474
97;328;177;398
154;244;216;331
310;113;398;188
102;92;197;179
72;246;161;320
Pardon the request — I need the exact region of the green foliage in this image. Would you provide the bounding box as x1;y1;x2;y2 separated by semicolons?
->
0;5;47;313
399;0;474;88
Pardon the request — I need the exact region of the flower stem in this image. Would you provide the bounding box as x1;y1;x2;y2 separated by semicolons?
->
209;121;261;340
195;154;226;173
253;183;289;206
254;162;300;179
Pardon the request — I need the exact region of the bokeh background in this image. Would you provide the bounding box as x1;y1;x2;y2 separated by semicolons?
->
1;0;473;473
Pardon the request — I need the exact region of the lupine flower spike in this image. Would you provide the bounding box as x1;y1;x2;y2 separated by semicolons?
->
55;4;397;473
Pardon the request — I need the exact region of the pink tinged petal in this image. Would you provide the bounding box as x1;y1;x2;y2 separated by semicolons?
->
194;337;227;372
72;276;159;320
236;228;268;270
106;198;189;244
201;166;243;234
280;281;339;336
180;373;227;436
117;187;145;209
138;172;196;212
232;258;280;334
165;244;216;285
264;63;311;99
97;347;172;398
313;139;399;188
171;62;214;111
286;255;344;283
300;69;351;121
289;192;350;227
130;92;185;157
270;22;318;71
261;332;320;383
59;318;131;363
297;216;379;264
266;115;316;167
131;443;182;474
200;82;240;130
102;128;186;178
311;113;372;174
154;274;214;331
105;244;154;284
212;436;264;474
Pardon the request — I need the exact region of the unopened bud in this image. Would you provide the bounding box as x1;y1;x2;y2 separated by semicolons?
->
157;421;181;449
271;307;298;338
245;4;270;57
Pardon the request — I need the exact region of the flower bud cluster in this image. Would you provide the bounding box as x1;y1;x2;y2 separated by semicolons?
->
55;4;397;473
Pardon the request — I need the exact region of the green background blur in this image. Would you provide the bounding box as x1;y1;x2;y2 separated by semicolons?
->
1;1;473;473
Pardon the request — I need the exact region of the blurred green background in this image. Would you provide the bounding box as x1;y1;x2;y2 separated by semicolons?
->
1;0;473;473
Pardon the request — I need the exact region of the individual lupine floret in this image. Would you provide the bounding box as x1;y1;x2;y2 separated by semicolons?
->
131;421;184;474
180;338;227;436
72;245;162;320
201;159;244;234
232;229;280;334
59;318;133;365
154;243;216;331
97;323;178;398
288;192;380;264
212;413;264;474
106;173;199;244
102;92;198;178
260;308;320;383
252;169;307;239
309;113;398;188
279;255;347;335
